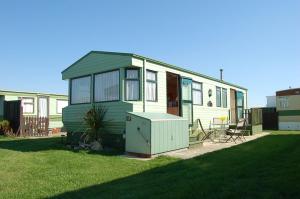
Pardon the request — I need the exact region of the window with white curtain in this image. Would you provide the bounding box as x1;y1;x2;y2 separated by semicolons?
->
94;70;120;102
278;96;288;108
56;100;68;114
222;88;227;108
192;82;203;105
21;98;34;113
146;70;157;101
125;69;139;101
71;76;91;104
216;87;221;107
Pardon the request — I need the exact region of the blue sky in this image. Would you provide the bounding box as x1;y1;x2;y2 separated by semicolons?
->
0;0;299;107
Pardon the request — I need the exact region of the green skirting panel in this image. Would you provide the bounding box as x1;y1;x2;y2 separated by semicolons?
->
278;110;300;116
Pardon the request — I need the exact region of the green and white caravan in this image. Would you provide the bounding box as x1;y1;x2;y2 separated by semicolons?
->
62;51;247;154
0;90;68;129
276;88;300;130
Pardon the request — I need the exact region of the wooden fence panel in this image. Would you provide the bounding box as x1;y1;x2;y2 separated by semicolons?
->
20;116;49;137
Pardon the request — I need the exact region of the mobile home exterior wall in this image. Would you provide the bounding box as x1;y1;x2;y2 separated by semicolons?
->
276;88;300;130
62;51;248;147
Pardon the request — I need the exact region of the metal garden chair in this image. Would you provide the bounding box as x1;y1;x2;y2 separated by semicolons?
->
192;119;215;142
225;118;249;143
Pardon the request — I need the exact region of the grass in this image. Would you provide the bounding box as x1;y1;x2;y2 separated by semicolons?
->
0;131;300;198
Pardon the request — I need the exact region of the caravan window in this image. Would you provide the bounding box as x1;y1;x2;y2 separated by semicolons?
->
125;69;140;101
21;98;34;113
146;70;157;101
222;88;227;108
56;100;68;114
94;70;120;102
71;76;91;104
216;87;221;107
192;82;203;105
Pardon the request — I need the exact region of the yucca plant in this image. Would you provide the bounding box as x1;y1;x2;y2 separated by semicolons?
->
82;105;107;150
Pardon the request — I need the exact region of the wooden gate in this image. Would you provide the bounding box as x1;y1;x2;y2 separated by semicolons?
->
262;108;278;130
20;116;49;137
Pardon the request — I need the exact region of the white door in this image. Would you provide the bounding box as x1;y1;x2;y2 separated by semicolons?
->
38;97;48;117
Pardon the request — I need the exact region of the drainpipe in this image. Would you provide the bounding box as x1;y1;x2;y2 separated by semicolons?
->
246;90;248;109
143;59;146;112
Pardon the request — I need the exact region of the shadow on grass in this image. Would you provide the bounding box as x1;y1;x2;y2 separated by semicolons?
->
48;134;300;199
0;136;123;156
0;137;64;152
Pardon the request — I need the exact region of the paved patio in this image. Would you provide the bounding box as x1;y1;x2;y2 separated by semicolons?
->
164;132;270;159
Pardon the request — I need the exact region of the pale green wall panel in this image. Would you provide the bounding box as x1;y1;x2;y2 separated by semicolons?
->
63;101;134;134
62;52;132;80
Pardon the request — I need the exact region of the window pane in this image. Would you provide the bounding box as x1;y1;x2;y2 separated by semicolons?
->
22;98;33;103
182;79;192;101
222;88;227;108
192;82;202;90
146;81;157;101
126;80;139;100
95;71;119;102
57;100;68;114
126;70;138;79
71;76;91;104
216;87;221;107
236;91;244;106
193;90;202;105
146;71;156;81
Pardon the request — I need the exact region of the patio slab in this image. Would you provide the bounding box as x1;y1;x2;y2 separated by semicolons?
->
164;132;270;159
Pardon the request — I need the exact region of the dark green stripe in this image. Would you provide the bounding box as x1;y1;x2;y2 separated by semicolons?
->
278;110;300;116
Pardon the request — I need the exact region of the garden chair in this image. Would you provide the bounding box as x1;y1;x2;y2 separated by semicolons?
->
193;119;215;142
225;118;249;143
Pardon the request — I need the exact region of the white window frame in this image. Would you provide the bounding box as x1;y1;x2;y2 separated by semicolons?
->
20;97;35;114
94;70;120;102
125;68;140;101
56;99;68;114
192;81;203;105
146;70;157;102
70;76;91;104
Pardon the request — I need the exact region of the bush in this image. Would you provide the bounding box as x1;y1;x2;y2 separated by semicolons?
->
82;105;108;144
0;120;10;132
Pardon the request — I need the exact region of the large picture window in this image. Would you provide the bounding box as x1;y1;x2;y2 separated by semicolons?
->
192;81;203;105
21;98;34;113
71;76;91;104
94;70;120;102
56;100;68;114
146;70;157;101
125;69;139;101
222;88;227;108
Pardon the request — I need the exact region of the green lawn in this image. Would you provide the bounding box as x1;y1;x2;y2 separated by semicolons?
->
0;131;300;199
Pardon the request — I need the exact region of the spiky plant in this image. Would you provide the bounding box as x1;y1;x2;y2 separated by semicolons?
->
82;105;107;144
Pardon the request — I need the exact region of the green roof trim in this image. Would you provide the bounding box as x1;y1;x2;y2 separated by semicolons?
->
62;50;247;90
0;89;67;97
